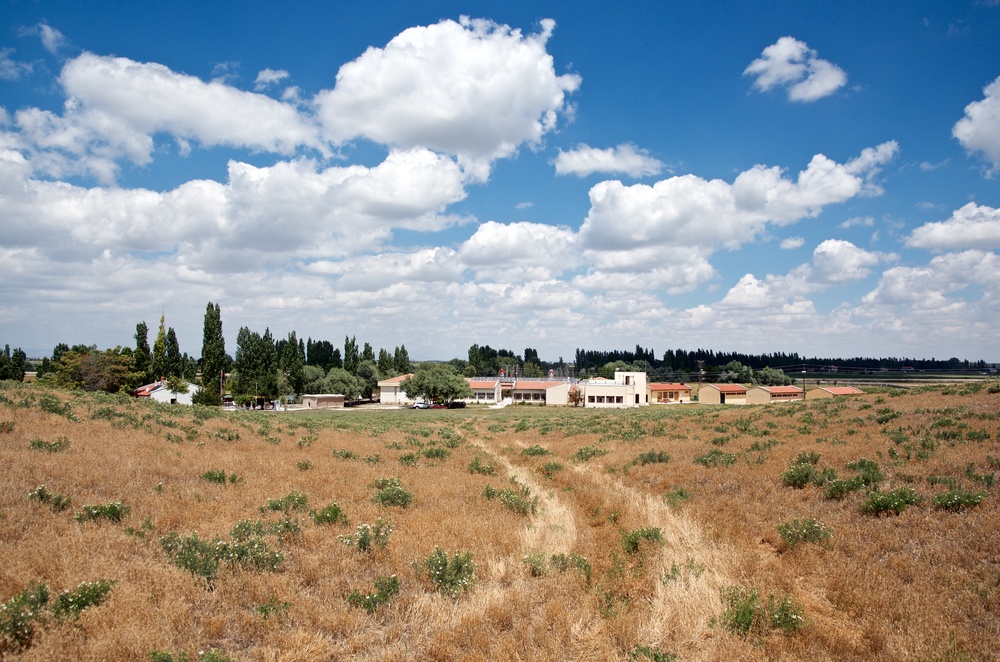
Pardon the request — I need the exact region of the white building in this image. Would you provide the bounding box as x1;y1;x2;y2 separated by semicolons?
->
582;371;648;408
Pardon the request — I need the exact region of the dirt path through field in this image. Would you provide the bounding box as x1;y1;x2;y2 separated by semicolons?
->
571;463;740;654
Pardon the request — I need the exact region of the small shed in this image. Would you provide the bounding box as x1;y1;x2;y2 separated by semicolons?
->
697;384;748;405
648;382;692;404
302;394;345;409
746;385;804;405
806;386;864;400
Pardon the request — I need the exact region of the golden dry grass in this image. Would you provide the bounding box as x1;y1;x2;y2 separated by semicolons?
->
1;382;998;660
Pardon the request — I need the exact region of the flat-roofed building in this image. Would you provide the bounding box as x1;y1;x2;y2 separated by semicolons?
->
697;383;748;405
746;385;804;404
806;386;864;400
647;382;692;404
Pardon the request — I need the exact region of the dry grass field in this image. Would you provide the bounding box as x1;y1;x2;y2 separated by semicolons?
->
1;381;998;661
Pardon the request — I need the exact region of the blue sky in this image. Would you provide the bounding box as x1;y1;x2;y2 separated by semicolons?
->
2;1;999;363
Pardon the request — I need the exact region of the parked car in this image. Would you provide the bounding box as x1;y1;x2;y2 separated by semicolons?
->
429;403;446;409
447;401;467;409
412;402;430;409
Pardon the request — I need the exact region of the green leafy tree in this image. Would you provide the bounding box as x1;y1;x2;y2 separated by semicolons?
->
344;336;359;374
165;327;182;378
132;322;152;384
50;346;132;393
400;364;473;403
719;361;755;384
0;345;27;381
280;331;306;396
200;303;226;402
233;326;280;400
757;366;793;386
393;345;411;374
324;368;360;399
361;342;375;364
152;315;168;379
377;348;396;378
301;365;326;394
356;360;380;399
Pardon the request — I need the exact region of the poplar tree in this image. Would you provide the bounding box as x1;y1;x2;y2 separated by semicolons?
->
200;302;226;398
133;322;151;383
152;315;167;380
165;327;182;378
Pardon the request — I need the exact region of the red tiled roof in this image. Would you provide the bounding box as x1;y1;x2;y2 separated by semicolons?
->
467;379;497;389
648;383;691;392
706;384;747;394
820;386;864;395
380;373;413;384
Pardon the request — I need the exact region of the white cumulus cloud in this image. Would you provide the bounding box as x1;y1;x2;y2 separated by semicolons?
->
907;202;1000;251
57;52;321;158
744;36;847;102
315;17;580;180
953;76;1000;174
254;68;290;90
553;143;664;178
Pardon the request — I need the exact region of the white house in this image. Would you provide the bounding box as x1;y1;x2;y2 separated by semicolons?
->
133;380;199;406
582;371;648;408
378;374;415;405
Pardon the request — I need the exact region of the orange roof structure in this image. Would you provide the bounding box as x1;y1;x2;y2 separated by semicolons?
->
648;382;691;391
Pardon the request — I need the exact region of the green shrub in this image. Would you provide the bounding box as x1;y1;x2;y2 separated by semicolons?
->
467;456;497;475
296;459;312;471
261;491;308;513
634;450;671;465
159;532;219;582
777;518;832;548
333;448;358;460
51;579;115;620
75;501;129;523
0;581;50;652
781;462;818;488
398;452;417;466
664;486;691;508
310;502;348;526
539;461;563;479
27;485;71;512
719;586;804;636
694;450;736;467
339;518;393;552
160;531;283;584
421;446;450;460
621;527;663;555
200;470;227;484
845;458;884;486
347;575;400;613
932;488;988;512
549;553;592;584
483;483;538;516
419;547;476;597
29;436;70;452
255;596;290;619
794;451;821;465
0;421;14;434
521;445;550;456
859;487;923;515
573;445;608;462
630;645;677;662
371;478;413;507
523;552;548;577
